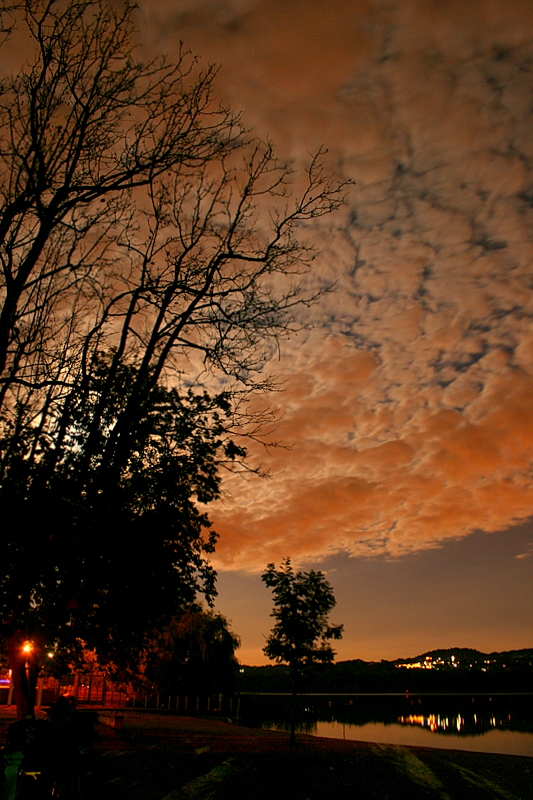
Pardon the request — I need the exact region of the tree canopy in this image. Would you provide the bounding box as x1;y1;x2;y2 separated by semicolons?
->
262;559;344;672
144;606;240;698
262;558;343;743
2;364;239;659
0;0;347;717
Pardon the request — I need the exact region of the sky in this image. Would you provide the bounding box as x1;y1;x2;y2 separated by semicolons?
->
135;0;533;664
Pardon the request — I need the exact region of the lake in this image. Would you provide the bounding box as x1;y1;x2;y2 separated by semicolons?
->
239;693;533;757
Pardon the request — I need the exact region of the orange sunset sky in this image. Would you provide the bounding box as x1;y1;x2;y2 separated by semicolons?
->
130;0;533;664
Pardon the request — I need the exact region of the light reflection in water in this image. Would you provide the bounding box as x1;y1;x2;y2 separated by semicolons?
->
247;694;533;756
398;711;512;734
309;720;533;757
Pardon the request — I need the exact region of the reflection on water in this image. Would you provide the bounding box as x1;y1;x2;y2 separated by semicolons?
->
397;710;511;734
240;694;533;756
311;720;533;757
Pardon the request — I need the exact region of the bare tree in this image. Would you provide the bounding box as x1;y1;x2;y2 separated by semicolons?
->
0;0;348;717
0;1;344;454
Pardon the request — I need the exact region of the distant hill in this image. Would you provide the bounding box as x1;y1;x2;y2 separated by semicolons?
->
239;648;533;694
394;647;533;668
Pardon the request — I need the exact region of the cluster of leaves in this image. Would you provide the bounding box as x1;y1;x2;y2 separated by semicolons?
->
1;356;245;672
262;558;343;672
144;605;241;697
262;558;343;745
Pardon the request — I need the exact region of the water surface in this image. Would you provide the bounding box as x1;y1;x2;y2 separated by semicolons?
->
241;693;533;756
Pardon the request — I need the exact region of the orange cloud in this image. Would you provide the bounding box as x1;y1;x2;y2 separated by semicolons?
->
136;1;533;571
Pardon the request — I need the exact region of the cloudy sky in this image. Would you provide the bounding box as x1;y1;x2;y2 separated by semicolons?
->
137;0;533;663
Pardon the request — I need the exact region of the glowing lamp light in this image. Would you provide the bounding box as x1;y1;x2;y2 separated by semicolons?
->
22;641;33;654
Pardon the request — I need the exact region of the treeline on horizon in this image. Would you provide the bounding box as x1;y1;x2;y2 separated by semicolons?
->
239;648;533;694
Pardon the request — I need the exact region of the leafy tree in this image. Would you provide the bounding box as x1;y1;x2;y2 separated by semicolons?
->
262;558;343;744
144;606;240;698
0;0;347;718
1;360;244;716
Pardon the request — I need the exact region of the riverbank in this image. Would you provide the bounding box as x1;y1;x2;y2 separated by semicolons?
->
2;706;532;799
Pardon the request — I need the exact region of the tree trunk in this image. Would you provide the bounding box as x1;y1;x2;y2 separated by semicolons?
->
290;670;297;747
5;630;42;719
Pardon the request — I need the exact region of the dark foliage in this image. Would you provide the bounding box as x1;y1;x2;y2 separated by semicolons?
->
0;0;347;718
240;648;533;694
144;606;240;697
1;360;244;688
262;558;343;671
262;558;343;743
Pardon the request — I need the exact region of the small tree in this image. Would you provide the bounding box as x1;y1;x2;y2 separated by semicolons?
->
262;558;343;744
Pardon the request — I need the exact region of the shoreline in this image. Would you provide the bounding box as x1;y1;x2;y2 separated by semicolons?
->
93;709;533;799
2;707;532;798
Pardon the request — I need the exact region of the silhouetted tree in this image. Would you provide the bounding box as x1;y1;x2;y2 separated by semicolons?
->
262;558;343;744
145;606;240;698
0;0;347;718
1;359;244;716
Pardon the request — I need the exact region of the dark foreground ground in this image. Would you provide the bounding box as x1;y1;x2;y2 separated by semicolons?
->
1;706;532;799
